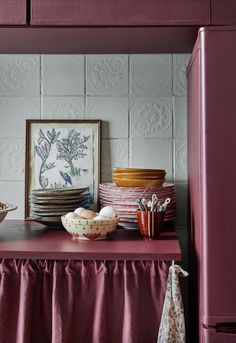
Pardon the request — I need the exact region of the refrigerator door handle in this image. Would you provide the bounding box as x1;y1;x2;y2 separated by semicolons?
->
216;323;236;334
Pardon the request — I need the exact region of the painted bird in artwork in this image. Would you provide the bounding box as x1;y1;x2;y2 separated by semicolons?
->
60;170;72;186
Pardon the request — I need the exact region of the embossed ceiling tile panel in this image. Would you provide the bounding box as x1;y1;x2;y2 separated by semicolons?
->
43;96;85;119
173;96;187;138
130;54;172;96
130;97;172;139
42;55;84;95
0;55;40;96
0;138;24;181
174;138;188;181
0;181;24;219
86;97;128;139
101;139;129;183
173;54;191;96
0;97;40;138
130;139;173;180
86;55;128;96
175;181;188;227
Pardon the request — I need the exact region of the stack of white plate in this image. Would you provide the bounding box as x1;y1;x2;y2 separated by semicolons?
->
99;182;176;229
29;187;91;227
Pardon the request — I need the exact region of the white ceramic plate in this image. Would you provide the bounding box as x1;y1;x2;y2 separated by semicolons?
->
30;187;89;197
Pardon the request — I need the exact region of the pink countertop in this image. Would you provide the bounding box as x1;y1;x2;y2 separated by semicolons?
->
0;220;181;261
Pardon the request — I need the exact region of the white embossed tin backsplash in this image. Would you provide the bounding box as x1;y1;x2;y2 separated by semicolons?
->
0;53;190;226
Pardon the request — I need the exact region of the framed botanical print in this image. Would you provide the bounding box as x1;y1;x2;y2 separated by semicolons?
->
25;120;101;218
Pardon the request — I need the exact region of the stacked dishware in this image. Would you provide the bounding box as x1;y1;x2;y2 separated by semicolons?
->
29;187;91;227
99;182;176;229
112;168;166;187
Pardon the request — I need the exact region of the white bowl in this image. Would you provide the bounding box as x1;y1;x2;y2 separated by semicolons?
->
61;215;119;240
0;204;17;223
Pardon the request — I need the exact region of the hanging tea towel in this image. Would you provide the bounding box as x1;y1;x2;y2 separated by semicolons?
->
157;264;188;343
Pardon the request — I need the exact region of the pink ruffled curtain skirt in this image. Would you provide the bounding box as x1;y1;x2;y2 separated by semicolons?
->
0;259;170;343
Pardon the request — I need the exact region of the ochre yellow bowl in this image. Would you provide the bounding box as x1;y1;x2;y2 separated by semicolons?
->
112;167;166;174
113;172;166;180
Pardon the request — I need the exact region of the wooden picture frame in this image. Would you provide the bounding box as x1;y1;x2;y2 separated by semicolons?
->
25;119;101;219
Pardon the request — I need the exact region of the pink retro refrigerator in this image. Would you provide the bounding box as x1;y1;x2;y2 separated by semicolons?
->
187;27;236;342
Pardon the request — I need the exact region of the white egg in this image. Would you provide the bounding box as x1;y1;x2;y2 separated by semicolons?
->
66;212;79;219
94;214;107;220
99;206;116;218
74;207;85;215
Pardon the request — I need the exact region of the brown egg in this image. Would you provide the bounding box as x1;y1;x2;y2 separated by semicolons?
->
76;215;86;219
79;209;97;219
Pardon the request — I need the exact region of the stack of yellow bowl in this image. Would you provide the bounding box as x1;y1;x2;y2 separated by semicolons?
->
112;168;166;187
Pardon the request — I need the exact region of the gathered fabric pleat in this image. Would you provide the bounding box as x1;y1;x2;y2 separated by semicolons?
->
0;259;170;343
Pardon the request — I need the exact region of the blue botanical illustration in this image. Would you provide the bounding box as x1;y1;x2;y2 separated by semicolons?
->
34;127;92;190
59;170;72;186
34;128;61;188
56;130;90;177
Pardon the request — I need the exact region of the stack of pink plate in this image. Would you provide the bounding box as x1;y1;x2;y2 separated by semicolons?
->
99;183;176;229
